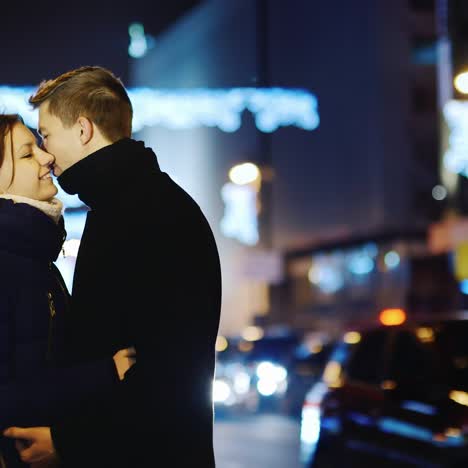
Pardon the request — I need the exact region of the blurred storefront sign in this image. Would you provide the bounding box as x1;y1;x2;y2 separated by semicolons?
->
220;182;259;245
443;100;468;178
241;249;284;284
428;216;468;254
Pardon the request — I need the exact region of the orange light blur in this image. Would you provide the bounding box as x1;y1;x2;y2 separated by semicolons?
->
379;308;406;326
238;340;254;352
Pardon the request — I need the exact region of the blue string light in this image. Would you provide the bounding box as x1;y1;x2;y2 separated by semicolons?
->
0;86;320;133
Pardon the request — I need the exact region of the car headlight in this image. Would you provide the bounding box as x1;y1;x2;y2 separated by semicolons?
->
213;379;232;403
233;370;251;395
255;361;288;396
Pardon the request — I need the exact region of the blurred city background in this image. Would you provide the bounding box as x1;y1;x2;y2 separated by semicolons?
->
3;0;468;466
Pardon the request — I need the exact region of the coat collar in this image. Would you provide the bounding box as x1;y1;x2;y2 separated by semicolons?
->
0;198;66;263
57;138;161;210
0;194;64;224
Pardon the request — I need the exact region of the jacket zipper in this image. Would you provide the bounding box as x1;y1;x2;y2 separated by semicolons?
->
47;291;56;362
47;260;71;363
49;261;71;309
46;228;67;363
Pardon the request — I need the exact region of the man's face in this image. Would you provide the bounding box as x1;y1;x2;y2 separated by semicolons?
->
38;102;82;177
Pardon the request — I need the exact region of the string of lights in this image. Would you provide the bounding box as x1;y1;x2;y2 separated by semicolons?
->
0;86;319;133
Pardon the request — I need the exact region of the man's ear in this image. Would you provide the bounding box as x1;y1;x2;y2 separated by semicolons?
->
77;117;93;145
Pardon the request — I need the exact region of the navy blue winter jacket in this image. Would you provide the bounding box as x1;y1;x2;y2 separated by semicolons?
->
0;199;118;466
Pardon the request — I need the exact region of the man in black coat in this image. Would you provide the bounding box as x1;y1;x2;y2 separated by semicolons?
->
4;66;222;467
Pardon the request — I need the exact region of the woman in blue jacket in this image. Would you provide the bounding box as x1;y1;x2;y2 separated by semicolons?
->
0;114;134;467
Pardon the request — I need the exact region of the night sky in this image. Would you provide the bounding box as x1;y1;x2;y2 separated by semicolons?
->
1;0;201;87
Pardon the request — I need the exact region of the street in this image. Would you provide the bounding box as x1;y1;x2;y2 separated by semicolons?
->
214;413;302;468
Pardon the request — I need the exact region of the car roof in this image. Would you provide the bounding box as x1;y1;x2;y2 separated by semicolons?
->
342;310;468;335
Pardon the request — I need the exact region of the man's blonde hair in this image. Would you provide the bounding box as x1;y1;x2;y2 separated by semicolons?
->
29;66;133;142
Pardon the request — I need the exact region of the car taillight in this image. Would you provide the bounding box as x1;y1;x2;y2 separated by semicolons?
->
379;308;406;326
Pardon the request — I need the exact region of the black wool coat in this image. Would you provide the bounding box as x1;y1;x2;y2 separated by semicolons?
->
52;138;222;468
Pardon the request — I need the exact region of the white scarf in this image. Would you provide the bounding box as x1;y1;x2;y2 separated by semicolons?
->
0;194;64;224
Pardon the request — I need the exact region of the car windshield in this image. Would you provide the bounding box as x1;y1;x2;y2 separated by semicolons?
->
245;335;300;364
388;320;468;391
433;320;468;390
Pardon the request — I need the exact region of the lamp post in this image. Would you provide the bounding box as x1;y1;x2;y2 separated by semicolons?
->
256;0;273;251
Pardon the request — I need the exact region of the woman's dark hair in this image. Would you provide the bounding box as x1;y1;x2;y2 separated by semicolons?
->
0;114;23;187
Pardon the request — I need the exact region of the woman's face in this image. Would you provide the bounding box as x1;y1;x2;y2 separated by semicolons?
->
0;122;57;201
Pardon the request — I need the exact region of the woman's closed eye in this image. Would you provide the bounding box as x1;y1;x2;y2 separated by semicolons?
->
21;153;32;159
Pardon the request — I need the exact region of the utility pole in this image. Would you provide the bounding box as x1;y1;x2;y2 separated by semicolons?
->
256;0;273;251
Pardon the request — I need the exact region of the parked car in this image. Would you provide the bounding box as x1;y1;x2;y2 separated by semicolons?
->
242;331;300;413
213;338;258;416
214;329;302;415
300;310;468;468
284;338;335;419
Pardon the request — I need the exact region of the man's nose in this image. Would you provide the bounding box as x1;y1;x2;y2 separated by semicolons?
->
37;147;55;166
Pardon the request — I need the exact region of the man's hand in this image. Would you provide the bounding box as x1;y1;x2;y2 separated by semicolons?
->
3;427;59;465
113;346;136;380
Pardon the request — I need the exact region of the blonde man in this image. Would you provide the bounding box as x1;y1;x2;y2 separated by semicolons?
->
4;66;222;468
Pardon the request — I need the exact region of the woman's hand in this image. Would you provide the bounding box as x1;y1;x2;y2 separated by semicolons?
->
112;346;136;380
3;427;58;466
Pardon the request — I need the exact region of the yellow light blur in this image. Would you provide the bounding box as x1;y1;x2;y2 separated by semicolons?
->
215;335;228;352
241;325;264;342
229;163;260;185
449;390;468;407
323;361;343;388
307;265;319;284
379;308;406;326
381;380;397;390
416;327;434;343
343;331;361;344
238;340;254;352
310;344;323;354
454;70;468;94
445;427;461;438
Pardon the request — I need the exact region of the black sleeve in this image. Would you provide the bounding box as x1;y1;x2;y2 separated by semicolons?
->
0;357;119;429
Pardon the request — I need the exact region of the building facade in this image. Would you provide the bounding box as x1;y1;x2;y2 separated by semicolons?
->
130;0;452;336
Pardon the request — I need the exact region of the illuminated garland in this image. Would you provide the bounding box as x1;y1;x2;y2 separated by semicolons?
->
0;86;319;133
